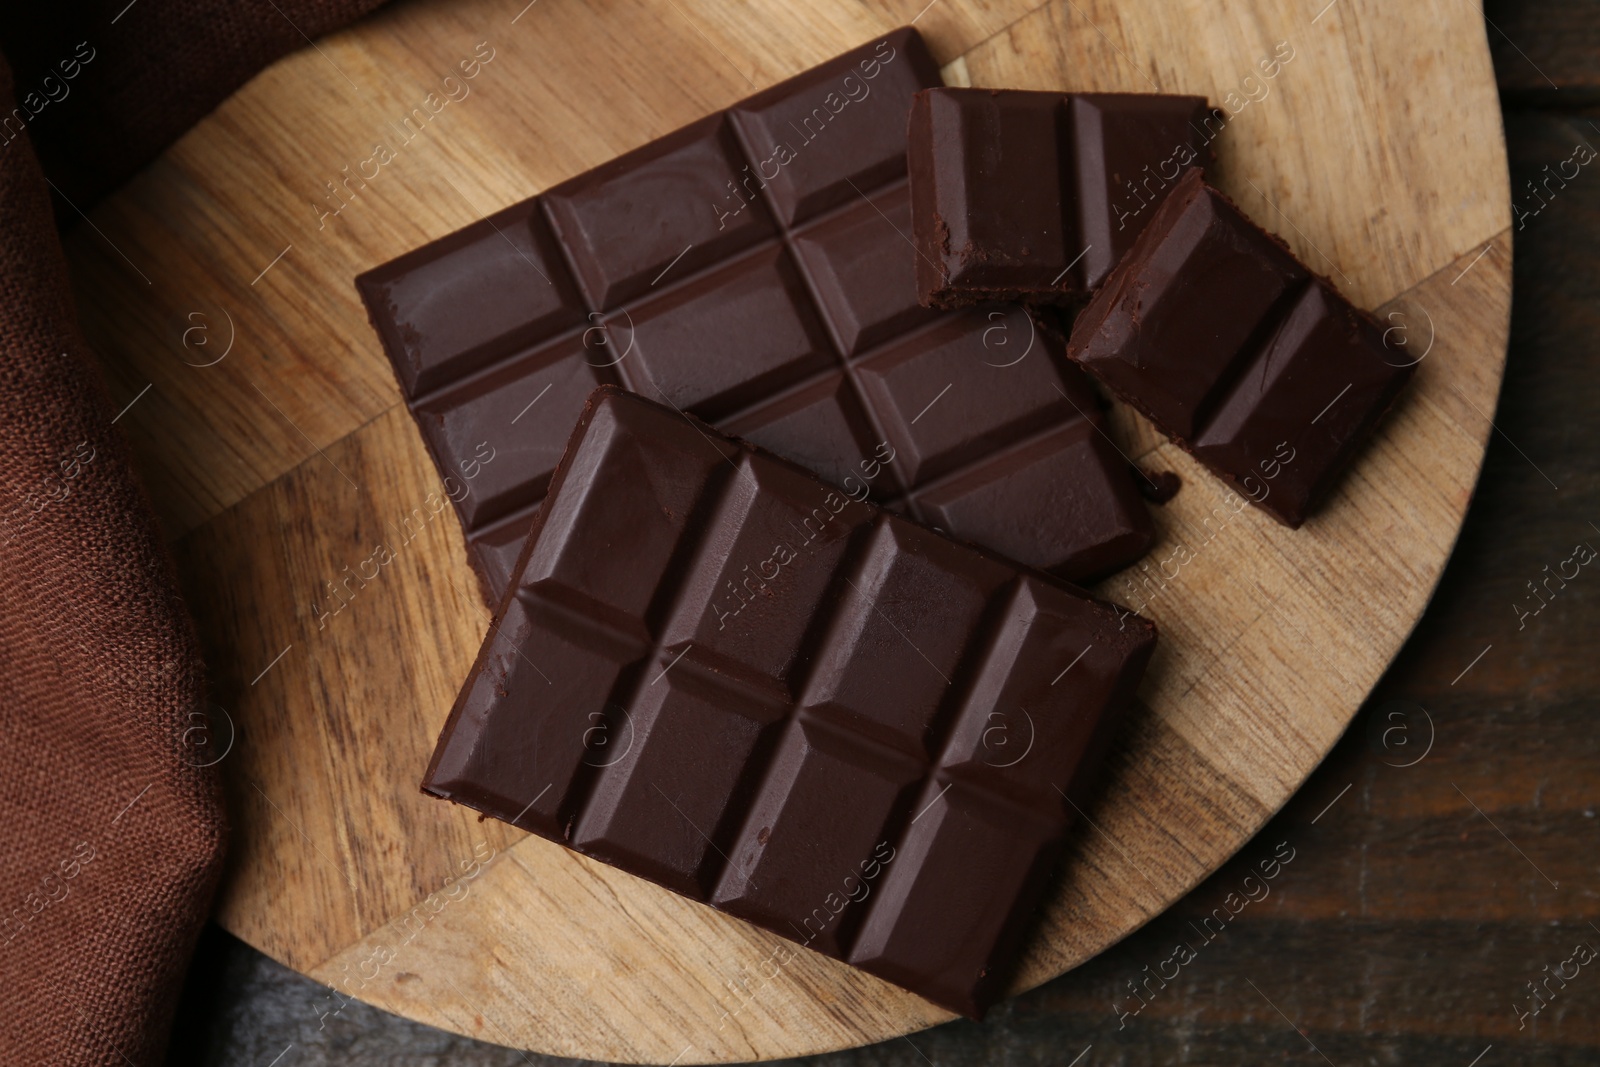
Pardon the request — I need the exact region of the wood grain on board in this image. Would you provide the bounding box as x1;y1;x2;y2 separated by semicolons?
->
62;0;1511;1060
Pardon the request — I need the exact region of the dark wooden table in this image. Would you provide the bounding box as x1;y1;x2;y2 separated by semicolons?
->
166;6;1600;1064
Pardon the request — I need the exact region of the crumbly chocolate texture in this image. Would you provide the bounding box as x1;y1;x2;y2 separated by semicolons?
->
423;385;1158;1019
357;30;1153;602
908;87;1216;309
1068;168;1416;526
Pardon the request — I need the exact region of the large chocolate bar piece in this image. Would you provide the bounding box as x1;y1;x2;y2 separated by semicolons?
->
357;29;1153;601
908;87;1215;308
423;386;1157;1019
1068;168;1414;526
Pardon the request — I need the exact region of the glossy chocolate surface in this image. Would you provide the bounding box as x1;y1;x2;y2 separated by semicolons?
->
423;386;1158;1018
907;88;1215;307
1068;168;1416;526
357;30;1153;600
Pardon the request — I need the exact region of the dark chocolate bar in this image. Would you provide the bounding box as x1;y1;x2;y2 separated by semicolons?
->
908;87;1215;308
1067;168;1414;526
357;29;1153;601
422;385;1156;1018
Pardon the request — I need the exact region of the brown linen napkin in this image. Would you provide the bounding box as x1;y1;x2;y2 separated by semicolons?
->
0;3;381;1063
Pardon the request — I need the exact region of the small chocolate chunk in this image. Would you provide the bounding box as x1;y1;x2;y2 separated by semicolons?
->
1068;169;1415;526
908;87;1215;308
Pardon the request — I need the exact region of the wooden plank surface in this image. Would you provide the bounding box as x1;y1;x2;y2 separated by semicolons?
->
64;0;1512;1061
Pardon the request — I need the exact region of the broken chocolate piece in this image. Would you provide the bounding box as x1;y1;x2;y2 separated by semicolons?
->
1068;169;1415;526
907;87;1215;308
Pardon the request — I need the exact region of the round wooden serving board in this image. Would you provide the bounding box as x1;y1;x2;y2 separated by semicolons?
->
66;0;1511;1060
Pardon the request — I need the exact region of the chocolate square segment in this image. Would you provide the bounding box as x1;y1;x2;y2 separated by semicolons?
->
421;592;647;839
1191;282;1410;525
797;517;1012;757
1068;169;1415;526
1069;93;1224;289
517;395;735;628
543;115;775;311
1073;175;1308;440
571;670;786;897
713;717;918;958
411;334;618;529
853;306;1082;487
908;88;1213;308
846;783;1058;1018
620;245;834;420
358;29;1154;600
723;374;891;498
790;183;938;356
356;201;585;395
909;90;1075;301
660;454;859;689
422;386;1157;1019
729;35;942;225
912;421;1153;589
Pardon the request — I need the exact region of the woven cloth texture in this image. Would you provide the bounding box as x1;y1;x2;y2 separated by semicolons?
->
0;2;381;1063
